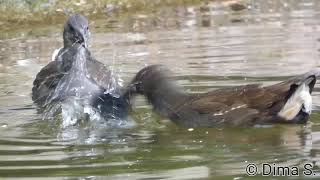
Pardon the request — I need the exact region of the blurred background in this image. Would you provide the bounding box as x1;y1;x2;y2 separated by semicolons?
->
1;0;320;179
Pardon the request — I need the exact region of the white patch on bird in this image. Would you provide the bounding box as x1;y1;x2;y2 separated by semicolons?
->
278;82;312;121
51;47;62;61
230;104;247;110
213;112;224;116
213;104;247;116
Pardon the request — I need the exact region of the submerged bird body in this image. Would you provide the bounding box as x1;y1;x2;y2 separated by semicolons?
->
127;65;317;127
32;14;128;122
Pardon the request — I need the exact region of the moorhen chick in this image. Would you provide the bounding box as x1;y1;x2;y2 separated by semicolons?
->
126;65;318;127
32;14;128;122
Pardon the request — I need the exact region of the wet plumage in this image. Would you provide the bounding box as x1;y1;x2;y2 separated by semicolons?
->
32;14;128;121
126;65;317;127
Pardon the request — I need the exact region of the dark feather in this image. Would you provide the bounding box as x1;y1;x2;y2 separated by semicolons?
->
127;65;318;127
32;14;128;120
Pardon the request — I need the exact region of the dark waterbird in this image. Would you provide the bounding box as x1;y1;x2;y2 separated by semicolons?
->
32;14;129;122
126;65;318;127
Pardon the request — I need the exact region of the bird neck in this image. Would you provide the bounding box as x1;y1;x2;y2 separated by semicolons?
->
122;74;191;125
143;78;189;117
57;44;87;72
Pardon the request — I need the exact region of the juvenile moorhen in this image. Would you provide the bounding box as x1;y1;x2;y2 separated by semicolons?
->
126;65;318;127
32;14;128;121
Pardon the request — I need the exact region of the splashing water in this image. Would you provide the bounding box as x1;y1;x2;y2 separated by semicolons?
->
104;31;122;98
42;46;125;128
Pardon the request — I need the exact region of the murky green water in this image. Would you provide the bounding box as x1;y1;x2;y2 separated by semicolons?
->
1;0;320;179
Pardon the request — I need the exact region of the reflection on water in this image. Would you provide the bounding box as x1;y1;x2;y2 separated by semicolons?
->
1;0;320;179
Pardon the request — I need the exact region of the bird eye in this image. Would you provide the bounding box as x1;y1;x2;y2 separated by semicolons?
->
86;27;89;31
69;26;75;32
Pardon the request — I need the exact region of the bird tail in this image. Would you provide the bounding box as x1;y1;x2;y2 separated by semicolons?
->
277;75;316;121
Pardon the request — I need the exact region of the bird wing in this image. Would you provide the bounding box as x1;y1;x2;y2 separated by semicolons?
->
178;84;285;125
187;84;264;112
86;55;123;96
182;72;316;126
32;61;64;107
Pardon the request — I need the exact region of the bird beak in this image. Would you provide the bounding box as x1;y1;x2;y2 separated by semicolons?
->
128;83;137;94
85;30;90;48
80;29;90;48
83;41;88;48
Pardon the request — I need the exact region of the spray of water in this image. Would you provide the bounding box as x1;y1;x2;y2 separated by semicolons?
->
41;43;126;129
